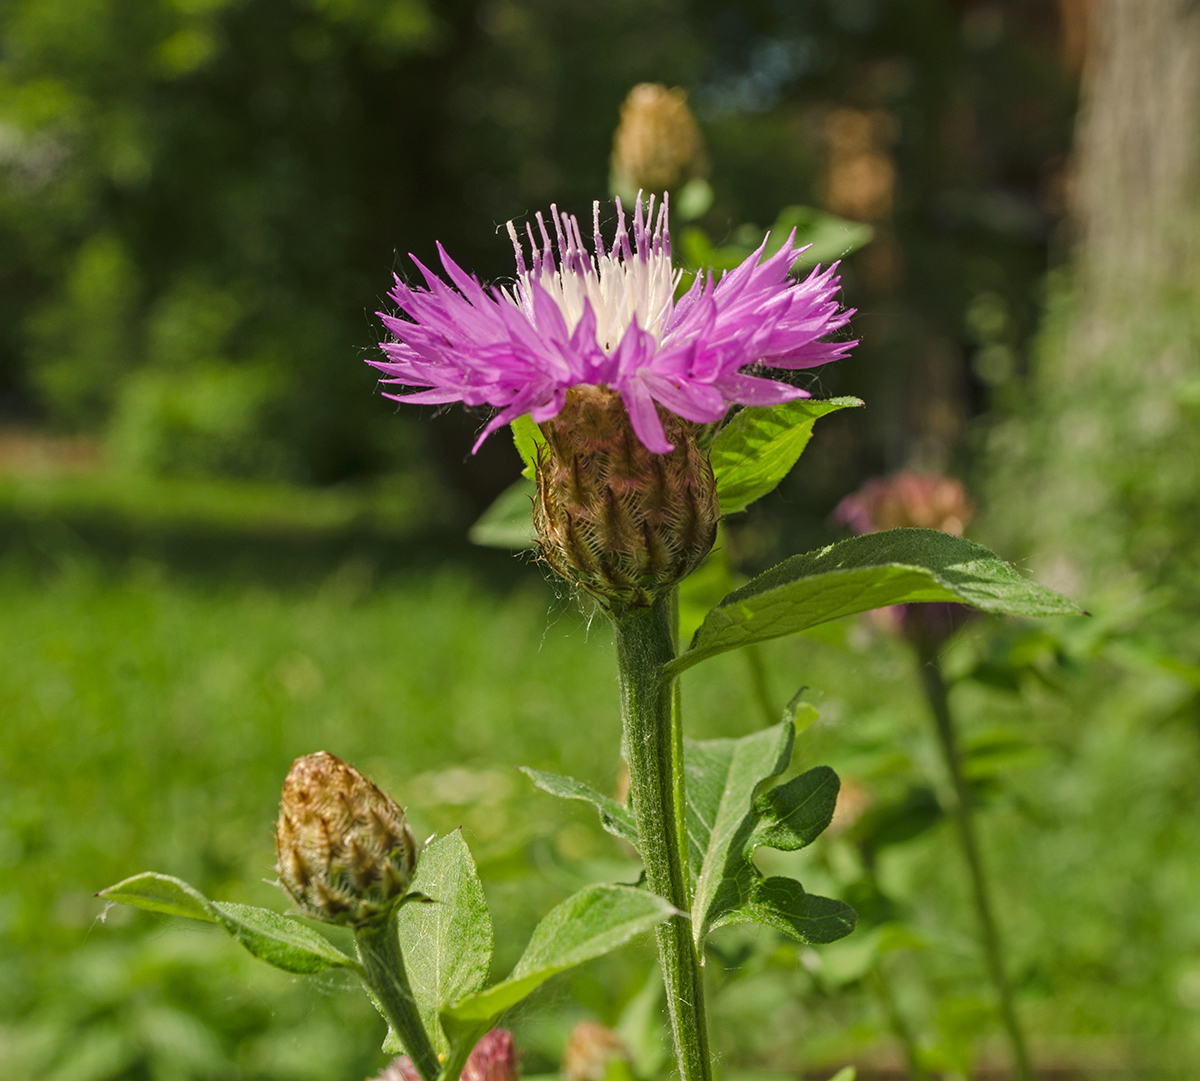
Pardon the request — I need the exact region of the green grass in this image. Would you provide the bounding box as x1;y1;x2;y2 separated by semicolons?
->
2;479;1200;1080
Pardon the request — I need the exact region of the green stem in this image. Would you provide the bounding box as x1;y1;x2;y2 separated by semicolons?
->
613;595;711;1081
915;645;1033;1081
668;588;691;908
743;644;777;725
355;917;441;1081
869;964;930;1081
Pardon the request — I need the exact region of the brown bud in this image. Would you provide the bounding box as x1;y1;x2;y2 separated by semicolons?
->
275;751;417;927
561;1022;631;1081
375;1029;519;1081
533;386;719;613
611;83;706;194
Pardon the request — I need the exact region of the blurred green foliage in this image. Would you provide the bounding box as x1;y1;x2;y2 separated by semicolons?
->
0;0;1075;512
7;2;1199;1079
3;493;1200;1078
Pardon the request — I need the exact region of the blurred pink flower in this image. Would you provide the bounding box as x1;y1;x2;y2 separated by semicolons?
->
373;194;855;453
374;1029;519;1081
832;471;976;644
832;471;974;537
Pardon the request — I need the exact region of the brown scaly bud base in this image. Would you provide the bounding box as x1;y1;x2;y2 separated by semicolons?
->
276;751;418;927
534;385;719;613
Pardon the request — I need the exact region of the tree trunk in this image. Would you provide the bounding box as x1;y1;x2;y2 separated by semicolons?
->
988;0;1200;595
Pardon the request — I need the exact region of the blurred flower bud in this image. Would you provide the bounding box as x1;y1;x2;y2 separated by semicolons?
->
832;472;976;647
831;471;974;537
375;1029;519;1081
611;83;706;195
826;777;873;837
562;1022;632;1081
275;751;417;927
534;386;718;613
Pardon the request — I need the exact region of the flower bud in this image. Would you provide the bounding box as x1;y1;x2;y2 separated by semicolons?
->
561;1022;632;1081
533;386;719;612
375;1029;519;1081
275;751;417;927
611;83;706;194
832;471;977;648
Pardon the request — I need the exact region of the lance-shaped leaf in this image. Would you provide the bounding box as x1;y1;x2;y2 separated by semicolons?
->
98;873;360;975
711;397;863;516
469;477;537;549
684;713;853;949
438;884;676;1081
395;831;493;1054
520;767;639;847
670;529;1083;676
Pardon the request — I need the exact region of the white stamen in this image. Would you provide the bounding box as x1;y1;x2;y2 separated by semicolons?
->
505;192;679;351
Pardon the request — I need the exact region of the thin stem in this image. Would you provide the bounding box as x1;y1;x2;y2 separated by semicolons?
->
613;595;711;1081
356;916;441;1081
915;644;1033;1081
742;644;777;725
869;963;930;1081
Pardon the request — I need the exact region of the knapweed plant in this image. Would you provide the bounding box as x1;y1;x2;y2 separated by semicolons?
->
99;195;1079;1081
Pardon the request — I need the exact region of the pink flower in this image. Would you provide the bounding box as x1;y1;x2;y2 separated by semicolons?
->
373;1029;519;1081
373;194;855;453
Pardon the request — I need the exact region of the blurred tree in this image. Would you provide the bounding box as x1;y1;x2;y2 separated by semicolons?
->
985;0;1200;597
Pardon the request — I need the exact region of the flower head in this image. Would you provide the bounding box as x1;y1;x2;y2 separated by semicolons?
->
275;751;417;927
373;194;854;454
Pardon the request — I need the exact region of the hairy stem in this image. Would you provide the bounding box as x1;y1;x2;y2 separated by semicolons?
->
614;595;711;1081
916;645;1033;1081
356;917;441;1081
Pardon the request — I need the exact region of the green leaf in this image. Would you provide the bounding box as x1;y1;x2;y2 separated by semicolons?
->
468;477;537;549
395;830;493;1054
511;415;547;480
520;767;639;846
748;766;840;853
711;398;863;516
768;205;874;269
438;884;676;1081
97;872;360;975
671;529;1083;676
710;877;856;945
210;901;361;974
99;872;218;923
682;716;855;950
445;884;677;1024
685;722;793;944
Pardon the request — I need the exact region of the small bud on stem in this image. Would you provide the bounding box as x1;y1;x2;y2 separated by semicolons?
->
276;752;439;1081
275;751;417;927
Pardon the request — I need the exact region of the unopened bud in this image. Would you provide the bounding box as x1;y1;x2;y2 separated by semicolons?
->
611;83;706;194
832;471;974;537
831;472;976;647
562;1022;632;1081
275;751;417;927
533;386;719;612
375;1029;519;1081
